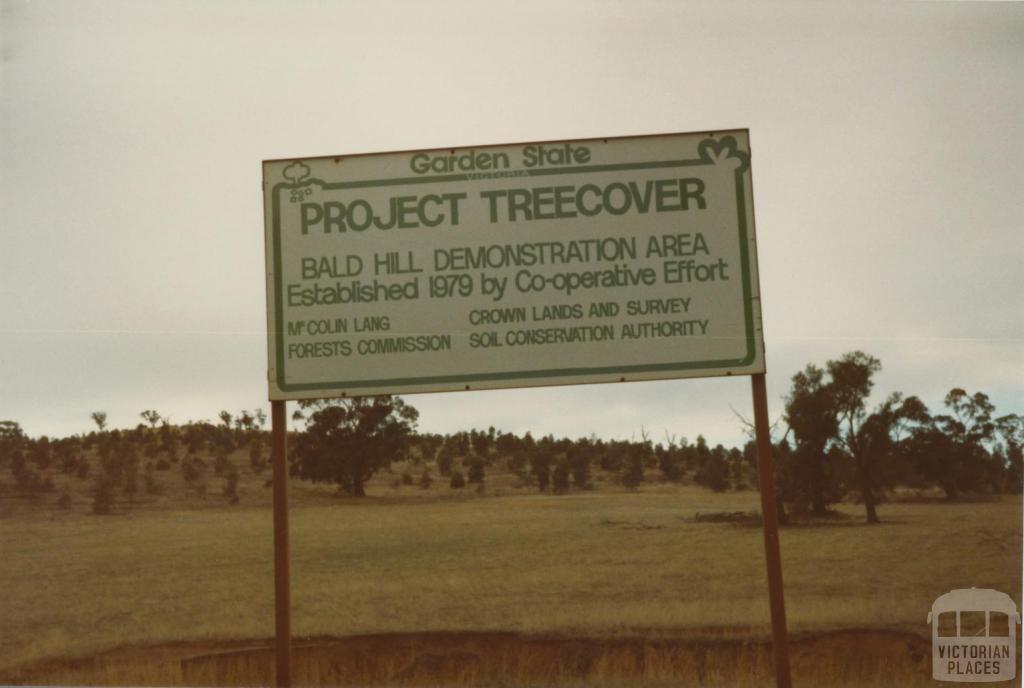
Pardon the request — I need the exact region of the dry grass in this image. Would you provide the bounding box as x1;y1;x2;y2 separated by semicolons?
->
0;482;1020;686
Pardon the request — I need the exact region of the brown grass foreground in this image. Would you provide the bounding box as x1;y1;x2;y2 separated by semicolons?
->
15;628;1016;688
0;484;1020;686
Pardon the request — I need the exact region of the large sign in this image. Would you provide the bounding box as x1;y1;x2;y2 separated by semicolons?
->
263;130;765;400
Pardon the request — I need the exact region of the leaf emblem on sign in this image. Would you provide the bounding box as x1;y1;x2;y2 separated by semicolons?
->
283;161;311;184
698;136;749;173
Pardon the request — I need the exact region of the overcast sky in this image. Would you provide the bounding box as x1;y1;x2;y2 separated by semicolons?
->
1;0;1021;446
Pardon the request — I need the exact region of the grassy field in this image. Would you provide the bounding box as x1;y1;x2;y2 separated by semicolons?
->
1;475;1020;685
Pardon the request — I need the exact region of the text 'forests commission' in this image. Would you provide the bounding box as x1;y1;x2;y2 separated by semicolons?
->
263;131;765;399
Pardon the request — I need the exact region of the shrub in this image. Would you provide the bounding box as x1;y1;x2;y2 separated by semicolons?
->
568;449;591;489
418;469;433;489
450;470;466;489
695;454;731;492
92;477;116;515
622;452;644;489
467;458;485;484
222;464;239;504
249;438;264;470
145;469;163;495
213;450;231;477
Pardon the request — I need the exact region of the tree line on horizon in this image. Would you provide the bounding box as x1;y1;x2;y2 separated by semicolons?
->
0;351;1021;523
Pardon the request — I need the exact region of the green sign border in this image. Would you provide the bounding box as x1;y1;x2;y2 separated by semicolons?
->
268;137;759;395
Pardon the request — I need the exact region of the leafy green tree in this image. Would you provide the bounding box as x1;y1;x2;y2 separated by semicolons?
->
0;421;25;475
416;434;444;464
727;447;748;489
469;429;492;458
995;414;1023;493
530;440;554;492
784;364;840;514
552;457;571;494
236;410;255;434
621;446;645;489
657;434;685;482
848;392;928;522
158;421;180;462
494;431;519;458
55;438;82;475
694;444;731;492
29;437;52;470
436;436;458;476
910;389;998;498
121;442;140;507
290;396;418;497
567;440;592;489
827;352;884;522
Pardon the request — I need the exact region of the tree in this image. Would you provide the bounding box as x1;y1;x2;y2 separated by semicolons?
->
159;420;180;462
848;392;928;522
783;364;840;514
827;352;883;522
290;396;418;497
436;436;458;476
236;410;255;433
530;440;554;492
567;440;592;489
140;410;161;429
621;445;645;489
995;414;1023;493
91;412;108;433
552;457;571;494
694;444;731;492
657;433;685;482
120;442;140;507
415;434;444;464
910;389;998;498
0;421;25;471
469;429;492;458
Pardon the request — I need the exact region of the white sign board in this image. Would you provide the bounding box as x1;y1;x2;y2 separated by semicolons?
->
263;130;765;400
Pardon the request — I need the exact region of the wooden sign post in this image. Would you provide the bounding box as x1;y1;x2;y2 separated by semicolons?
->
752;373;792;688
271;400;291;688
